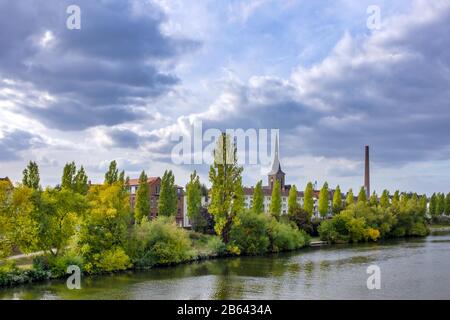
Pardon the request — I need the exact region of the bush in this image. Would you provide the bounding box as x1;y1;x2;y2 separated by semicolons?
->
94;247;131;272
409;222;429;237
267;218;309;252
46;252;84;277
288;207;313;234
133;217;194;268
206;236;226;256
229;211;269;255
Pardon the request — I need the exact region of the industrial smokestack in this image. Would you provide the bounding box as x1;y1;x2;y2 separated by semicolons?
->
364;145;370;198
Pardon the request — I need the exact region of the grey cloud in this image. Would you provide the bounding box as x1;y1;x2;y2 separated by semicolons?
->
0;0;199;130
0;129;45;161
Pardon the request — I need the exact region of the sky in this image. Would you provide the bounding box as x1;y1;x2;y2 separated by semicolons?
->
0;0;450;195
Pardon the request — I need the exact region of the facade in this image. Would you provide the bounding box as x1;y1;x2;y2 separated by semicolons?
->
128;177;185;227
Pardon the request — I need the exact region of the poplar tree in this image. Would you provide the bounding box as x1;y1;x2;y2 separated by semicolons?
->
186;170;202;230
445;193;450;216
104;160;119;185
158;170;177;217
392;190;400;207
22;161;40;190
74;166;89;195
288;185;298;216
357;186;367;203
369;191;378;207
61;162;76;190
318;182;329;218
346;188;354;207
419;195;428;215
436;193;445;215
134;170;150;223
380;189;390;208
208;133;243;243
429;193;437;215
332;185;342;214
252;180;264;214
303;182;314;217
269;180;282;219
232;176;245;215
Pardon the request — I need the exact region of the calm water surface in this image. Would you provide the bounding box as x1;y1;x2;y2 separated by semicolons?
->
2;233;450;300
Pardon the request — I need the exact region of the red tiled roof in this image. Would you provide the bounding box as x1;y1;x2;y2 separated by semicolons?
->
128;177;160;186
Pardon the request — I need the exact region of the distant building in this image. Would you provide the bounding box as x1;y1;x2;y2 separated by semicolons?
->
128;177;185;227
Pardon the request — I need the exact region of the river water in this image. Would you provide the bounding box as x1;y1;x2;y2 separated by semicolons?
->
1;232;450;300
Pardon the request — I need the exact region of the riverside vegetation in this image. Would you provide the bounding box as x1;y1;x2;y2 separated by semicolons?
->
0;134;447;287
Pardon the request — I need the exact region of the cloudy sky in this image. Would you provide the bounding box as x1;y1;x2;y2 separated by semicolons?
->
1;0;449;195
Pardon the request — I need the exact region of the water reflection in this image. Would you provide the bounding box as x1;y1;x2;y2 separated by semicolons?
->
1;234;450;299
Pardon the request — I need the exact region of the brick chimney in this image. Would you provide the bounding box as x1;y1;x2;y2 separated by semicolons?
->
364;145;370;198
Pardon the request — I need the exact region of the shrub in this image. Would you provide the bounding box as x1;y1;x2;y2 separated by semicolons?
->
229;210;269;255
46;252;84;277
206;236;226;256
94;247;131;272
133;217;194;268
409;222;429;237
288;207;313;234
318;219;342;243
267;218;309;252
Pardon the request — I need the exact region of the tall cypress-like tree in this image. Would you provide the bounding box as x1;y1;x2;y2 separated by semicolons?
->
209;133;243;243
419;195;428;215
429;193;437;215
369;191;378;207
22;161;40;190
357;186;367;203
445;193;450;216
392;190;400;207
61;162;76;190
332;185;342;214
158;170;177;217
303;182;314;217
380;189;390;208
318;182;329;218
104;160;119;185
288;185;298;216
269;180;282;220
436;193;445;215
74;166;89;195
346;188;354;207
186;170;202;230
134;170;150;223
252;180;264;214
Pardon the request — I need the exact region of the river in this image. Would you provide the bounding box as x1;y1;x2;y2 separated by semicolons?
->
1;232;450;300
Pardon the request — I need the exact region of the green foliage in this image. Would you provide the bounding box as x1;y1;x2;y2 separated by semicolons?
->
287;185;298;216
158;170;177;217
132;217;193;268
61;162;77;190
22;161;40;190
252;180;264;214
267;218;309;252
332;185;342;214
288;206;313;234
208;133;243;243
134;170;150;223
186;170;204;231
104;160;119;185
429;193;437;215
73;166;89;195
392;190;400;207
345;188;354;207
318;182;329;217
229;211;270;255
369;191;378;207
445;193;450;216
357;187;367;203
380;189;390;208
303;182;314;217
269;180;282;220
436;193;445;215
78;183;131;273
206;236;227;256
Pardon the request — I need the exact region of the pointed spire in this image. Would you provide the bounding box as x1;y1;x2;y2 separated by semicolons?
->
269;132;284;175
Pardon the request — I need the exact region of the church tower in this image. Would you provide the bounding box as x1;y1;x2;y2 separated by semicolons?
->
268;133;285;190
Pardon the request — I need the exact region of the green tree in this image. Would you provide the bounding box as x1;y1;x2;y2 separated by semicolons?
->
357;186;367;203
303;182;314;217
104;160;119;185
419;195;428;216
318;182;329;218
158;170;177;217
208;133;244;243
78;184;132;273
445;193;450;216
186;170;203;231
252;180;264;215
369;191;378;207
346;188;354;207
436;193;445;215
269;180;282;220
392;191;400;207
380;189;390;208
134;170;150;223
61;162;76;190
332;185;342;214
287;185;298;216
22;161;40;190
74;166;89;195
429;193;437;215
232;176;245;215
